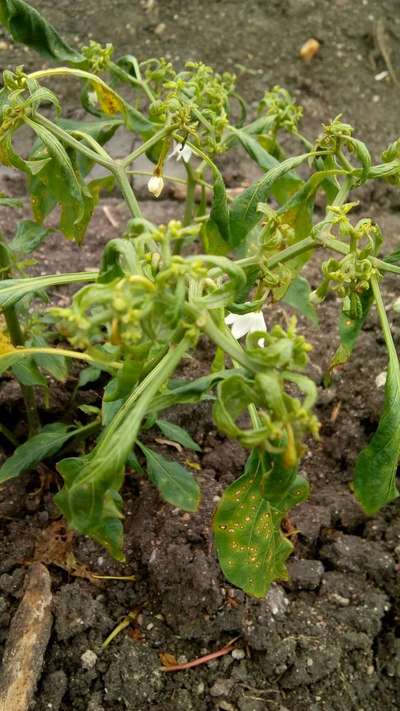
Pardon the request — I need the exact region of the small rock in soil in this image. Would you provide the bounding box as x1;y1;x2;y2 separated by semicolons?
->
210;677;234;697
80;649;98;670
286;559;324;590
0;568;25;598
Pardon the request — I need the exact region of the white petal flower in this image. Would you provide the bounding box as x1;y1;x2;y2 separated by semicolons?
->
147;175;164;198
168;141;192;163
225;310;267;345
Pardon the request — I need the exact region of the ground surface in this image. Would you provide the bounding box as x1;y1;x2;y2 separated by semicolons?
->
0;1;400;710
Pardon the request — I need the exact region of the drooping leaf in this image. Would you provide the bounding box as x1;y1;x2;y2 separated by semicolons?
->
204;167;231;252
0;422;74;484
8;219;52;254
353;288;400;514
330;289;373;370
282;276;319;325
0;0;82;61
234;129;303;203
54;341;189;559
229;153;309;247
156;419;201;451
140;444;201;511
214;449;309;597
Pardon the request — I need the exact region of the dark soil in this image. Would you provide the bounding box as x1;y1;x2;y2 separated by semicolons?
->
0;1;400;709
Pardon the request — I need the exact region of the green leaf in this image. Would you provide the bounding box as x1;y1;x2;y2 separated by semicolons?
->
156;419;201;451
330;289;373;370
282;276;319;325
353;283;400;514
12;357;46;386
31;334;68;382
234;129;304;203
54;339;190;560
78;365;101;388
0;422;73;484
140;444;200;511
229;153;309;247
0;270;97;309
0;193;23;209
0;0;82;61
9;219;52;254
213;449;309;597
205;167;231;250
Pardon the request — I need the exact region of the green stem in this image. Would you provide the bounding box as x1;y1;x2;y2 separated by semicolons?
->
371;275;397;361
121;125;174;168
113;166;142;219
0;242;40;435
109;61;155;102
193;309;255;371
183;162;196;227
0;422;18;447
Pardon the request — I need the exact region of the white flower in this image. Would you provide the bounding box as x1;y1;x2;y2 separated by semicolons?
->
147;175;164;198
225;310;266;346
168;141;192;163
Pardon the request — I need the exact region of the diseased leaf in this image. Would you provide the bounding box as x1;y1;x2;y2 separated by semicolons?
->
282;276;319;325
214;449;309;597
156;419;201;451
0;422;73;484
140;444;201;511
0;0;82;61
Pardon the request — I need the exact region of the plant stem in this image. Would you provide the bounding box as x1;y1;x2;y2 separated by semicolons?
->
121;125;174;168
113;166;142;219
371;275;397;361
183;162;196;227
0;242;40;435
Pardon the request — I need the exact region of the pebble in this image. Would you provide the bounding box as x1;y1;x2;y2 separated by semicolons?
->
81;650;98;670
231;648;246;660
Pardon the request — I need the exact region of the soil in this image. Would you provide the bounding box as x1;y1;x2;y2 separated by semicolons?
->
0;1;400;710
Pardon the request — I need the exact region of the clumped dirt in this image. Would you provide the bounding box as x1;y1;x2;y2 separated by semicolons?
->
0;1;400;709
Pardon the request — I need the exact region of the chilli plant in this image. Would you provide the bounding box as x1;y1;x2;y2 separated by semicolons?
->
0;0;399;597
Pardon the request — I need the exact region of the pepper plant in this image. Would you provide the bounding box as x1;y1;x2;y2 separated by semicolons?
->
0;0;399;596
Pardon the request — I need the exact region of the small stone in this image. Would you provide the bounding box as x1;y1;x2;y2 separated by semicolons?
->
210;678;234;697
81;650;98;670
287;559;324;590
231;648;246;660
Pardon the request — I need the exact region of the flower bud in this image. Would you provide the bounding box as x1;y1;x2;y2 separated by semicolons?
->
147;175;164;198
